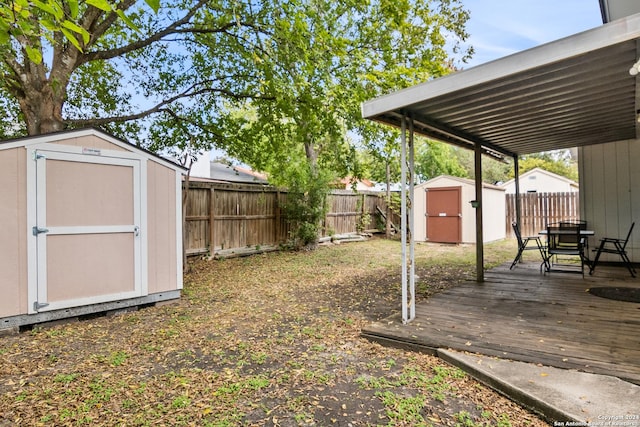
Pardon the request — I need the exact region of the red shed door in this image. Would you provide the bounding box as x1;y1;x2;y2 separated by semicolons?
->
31;148;142;313
426;186;462;243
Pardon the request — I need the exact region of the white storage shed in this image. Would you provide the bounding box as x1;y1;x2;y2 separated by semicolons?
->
414;176;506;244
0;128;184;330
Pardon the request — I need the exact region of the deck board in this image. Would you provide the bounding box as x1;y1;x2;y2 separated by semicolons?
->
362;262;640;385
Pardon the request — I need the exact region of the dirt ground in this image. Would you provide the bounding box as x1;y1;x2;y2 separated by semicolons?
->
0;237;548;426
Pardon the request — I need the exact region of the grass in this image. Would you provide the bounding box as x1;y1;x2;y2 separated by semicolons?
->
0;237;545;426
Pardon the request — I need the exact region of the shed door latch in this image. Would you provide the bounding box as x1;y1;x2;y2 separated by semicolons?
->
32;226;49;236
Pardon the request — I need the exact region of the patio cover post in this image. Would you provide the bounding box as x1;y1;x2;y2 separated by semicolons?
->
474;142;485;282
514;155;521;229
400;113;416;324
408;117;416;321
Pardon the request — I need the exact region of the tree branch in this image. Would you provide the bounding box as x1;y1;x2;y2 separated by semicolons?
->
67;84;275;127
84;0;138;46
77;0;209;65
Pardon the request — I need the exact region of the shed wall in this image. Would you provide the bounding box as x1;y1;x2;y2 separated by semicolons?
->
414;184;427;241
0;147;28;318
482;187;507;242
580;139;640;262
147;160;181;292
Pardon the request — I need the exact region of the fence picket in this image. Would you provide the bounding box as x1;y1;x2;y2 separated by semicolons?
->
183;182;394;255
506;192;580;237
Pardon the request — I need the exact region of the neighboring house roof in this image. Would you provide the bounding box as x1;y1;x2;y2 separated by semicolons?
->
500;167;579;193
339;177;374;190
418;175;505;191
208;162;268;185
372;182;402;192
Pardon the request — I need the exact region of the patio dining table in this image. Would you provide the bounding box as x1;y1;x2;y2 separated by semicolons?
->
538;227;595;274
538;229;595;237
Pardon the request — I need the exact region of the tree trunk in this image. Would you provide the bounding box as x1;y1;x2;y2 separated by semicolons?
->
19;86;67;135
304;141;319;177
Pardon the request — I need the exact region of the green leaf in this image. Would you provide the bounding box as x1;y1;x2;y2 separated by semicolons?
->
60;27;83;52
144;0;160;13
85;0;113;12
0;29;9;45
115;9;138;32
62;20;90;45
25;45;43;64
68;0;79;18
32;0;63;20
40;19;57;31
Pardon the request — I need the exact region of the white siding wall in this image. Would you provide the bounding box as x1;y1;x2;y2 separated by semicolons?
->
579;139;640;262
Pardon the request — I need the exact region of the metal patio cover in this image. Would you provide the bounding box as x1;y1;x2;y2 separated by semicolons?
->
361;13;640;158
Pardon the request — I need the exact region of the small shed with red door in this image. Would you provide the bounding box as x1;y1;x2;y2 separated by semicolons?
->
0;128;185;331
414;176;505;244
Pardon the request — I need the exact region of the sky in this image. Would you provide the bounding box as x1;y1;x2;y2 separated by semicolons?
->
461;0;604;67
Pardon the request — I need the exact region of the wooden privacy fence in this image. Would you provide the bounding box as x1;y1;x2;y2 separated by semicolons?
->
184;181;395;256
506;192;580;238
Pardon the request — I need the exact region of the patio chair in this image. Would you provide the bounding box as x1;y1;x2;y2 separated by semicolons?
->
510;221;544;270
559;220;589;250
543;223;587;276
589;222;636;277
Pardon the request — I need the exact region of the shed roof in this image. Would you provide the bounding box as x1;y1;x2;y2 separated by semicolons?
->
361;13;640;158
418;175;505;191
0;127;186;172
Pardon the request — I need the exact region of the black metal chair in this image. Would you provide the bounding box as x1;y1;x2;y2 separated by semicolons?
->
510;221;544;270
559;220;589;252
543;223;587;276
589;222;636;277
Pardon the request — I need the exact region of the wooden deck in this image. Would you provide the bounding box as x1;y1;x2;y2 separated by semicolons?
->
362;261;640;385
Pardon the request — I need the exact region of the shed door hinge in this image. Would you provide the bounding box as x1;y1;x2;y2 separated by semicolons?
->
32;226;49;236
33;152;46;160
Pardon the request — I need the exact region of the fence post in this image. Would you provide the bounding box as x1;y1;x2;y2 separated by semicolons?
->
209;187;215;255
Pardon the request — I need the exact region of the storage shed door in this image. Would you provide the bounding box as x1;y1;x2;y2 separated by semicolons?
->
426;186;462;243
32;149;142;312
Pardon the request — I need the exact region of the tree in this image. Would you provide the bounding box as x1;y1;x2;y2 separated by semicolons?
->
414;139;467;181
0;0;278;138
